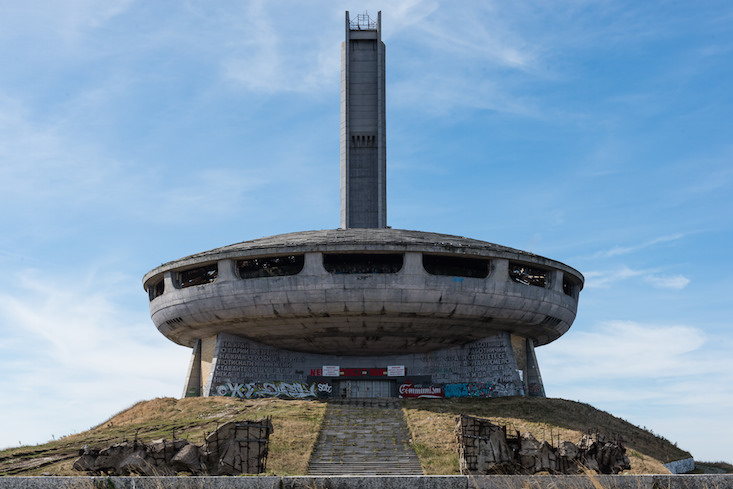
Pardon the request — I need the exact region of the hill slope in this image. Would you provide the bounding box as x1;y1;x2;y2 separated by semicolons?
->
402;397;691;474
0;397;325;476
0;396;690;476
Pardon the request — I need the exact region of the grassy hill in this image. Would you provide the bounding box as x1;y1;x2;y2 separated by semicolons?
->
402;397;691;474
0;396;692;476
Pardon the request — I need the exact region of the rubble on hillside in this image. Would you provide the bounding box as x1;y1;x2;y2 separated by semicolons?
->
455;415;631;475
73;418;273;476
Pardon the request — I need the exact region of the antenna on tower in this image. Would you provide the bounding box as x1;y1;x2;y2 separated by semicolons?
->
349;11;377;30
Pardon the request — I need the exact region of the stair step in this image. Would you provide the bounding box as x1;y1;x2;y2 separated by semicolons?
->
307;399;423;476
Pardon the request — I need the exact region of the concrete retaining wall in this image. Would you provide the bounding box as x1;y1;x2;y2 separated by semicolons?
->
1;475;732;489
665;457;696;474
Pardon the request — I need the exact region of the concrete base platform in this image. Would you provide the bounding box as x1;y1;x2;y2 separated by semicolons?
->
2;475;732;489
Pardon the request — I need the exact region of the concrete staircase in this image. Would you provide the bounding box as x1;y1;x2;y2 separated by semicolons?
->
307;399;424;475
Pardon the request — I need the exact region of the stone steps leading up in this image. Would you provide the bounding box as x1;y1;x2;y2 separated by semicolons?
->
307;399;423;476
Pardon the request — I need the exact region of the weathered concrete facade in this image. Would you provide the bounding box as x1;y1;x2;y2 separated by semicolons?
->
143;12;584;400
184;332;530;399
144;229;582;399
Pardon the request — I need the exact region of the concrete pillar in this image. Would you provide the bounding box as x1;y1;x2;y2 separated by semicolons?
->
510;334;528;395
216;259;236;282
200;334;219;396
182;339;202;397
550;269;563;292
402;251;422;275
526;338;546;397
303;252;327;275
341;11;386;229
490;259;509;285
163;270;175;290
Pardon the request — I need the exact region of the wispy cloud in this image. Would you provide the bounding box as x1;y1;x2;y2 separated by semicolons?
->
583;266;643;288
584;266;690;290
0;267;189;448
218;1;342;94
542;320;709;382
592;234;685;259
0;0;133;46
539;320;733;460
644;274;690;290
0;95;270;234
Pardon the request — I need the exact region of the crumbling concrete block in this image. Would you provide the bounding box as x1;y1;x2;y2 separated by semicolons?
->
73;417;273;476
455;415;631;475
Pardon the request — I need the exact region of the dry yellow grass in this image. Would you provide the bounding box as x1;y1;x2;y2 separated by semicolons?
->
401;397;688;475
0;397;326;476
0;396;692;477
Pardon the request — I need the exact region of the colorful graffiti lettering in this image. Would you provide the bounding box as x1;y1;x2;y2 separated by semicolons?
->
215;381;318;399
443;382;516;398
398;381;444;399
443;383;468;398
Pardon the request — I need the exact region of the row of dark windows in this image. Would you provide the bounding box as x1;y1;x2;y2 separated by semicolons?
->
148;254;578;300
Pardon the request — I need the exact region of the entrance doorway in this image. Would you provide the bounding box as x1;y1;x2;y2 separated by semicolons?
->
339;380;393;398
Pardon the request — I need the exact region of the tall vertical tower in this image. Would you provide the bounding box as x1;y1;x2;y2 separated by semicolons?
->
340;11;386;229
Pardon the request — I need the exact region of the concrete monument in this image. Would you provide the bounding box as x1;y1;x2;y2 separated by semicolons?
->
143;12;584;400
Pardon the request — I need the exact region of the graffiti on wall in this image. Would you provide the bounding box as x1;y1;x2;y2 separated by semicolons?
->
443;382;516;398
214;381;332;399
397;380;519;399
398;381;444;399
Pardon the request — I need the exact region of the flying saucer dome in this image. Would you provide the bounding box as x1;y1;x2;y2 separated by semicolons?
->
143;228;583;356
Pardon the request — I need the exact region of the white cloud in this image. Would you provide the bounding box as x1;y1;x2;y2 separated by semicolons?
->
592;234;685;259
583;266;644;288
0;94;271;233
644;274;690;290
218;2;342;94
583;265;690;290
541;320;708;382
539;320;733;461
0;0;133;46
0;267;190;448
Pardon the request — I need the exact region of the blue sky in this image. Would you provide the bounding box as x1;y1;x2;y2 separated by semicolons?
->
1;0;732;464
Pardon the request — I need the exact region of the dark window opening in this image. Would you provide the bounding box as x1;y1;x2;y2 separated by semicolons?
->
422;254;490;278
237;255;305;279
509;262;547;288
323;253;403;274
147;279;164;301
563;276;578;297
178;263;218;288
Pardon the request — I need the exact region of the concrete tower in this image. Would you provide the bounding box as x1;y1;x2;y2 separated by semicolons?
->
340;11;386;229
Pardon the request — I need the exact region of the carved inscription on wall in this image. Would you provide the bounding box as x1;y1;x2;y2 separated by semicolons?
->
423;335;519;385
210;334;305;387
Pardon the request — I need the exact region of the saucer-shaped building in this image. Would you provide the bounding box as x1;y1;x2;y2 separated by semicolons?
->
143;12;583;400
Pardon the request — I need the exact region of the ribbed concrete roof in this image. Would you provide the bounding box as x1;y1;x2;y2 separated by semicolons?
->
143;228;583;285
